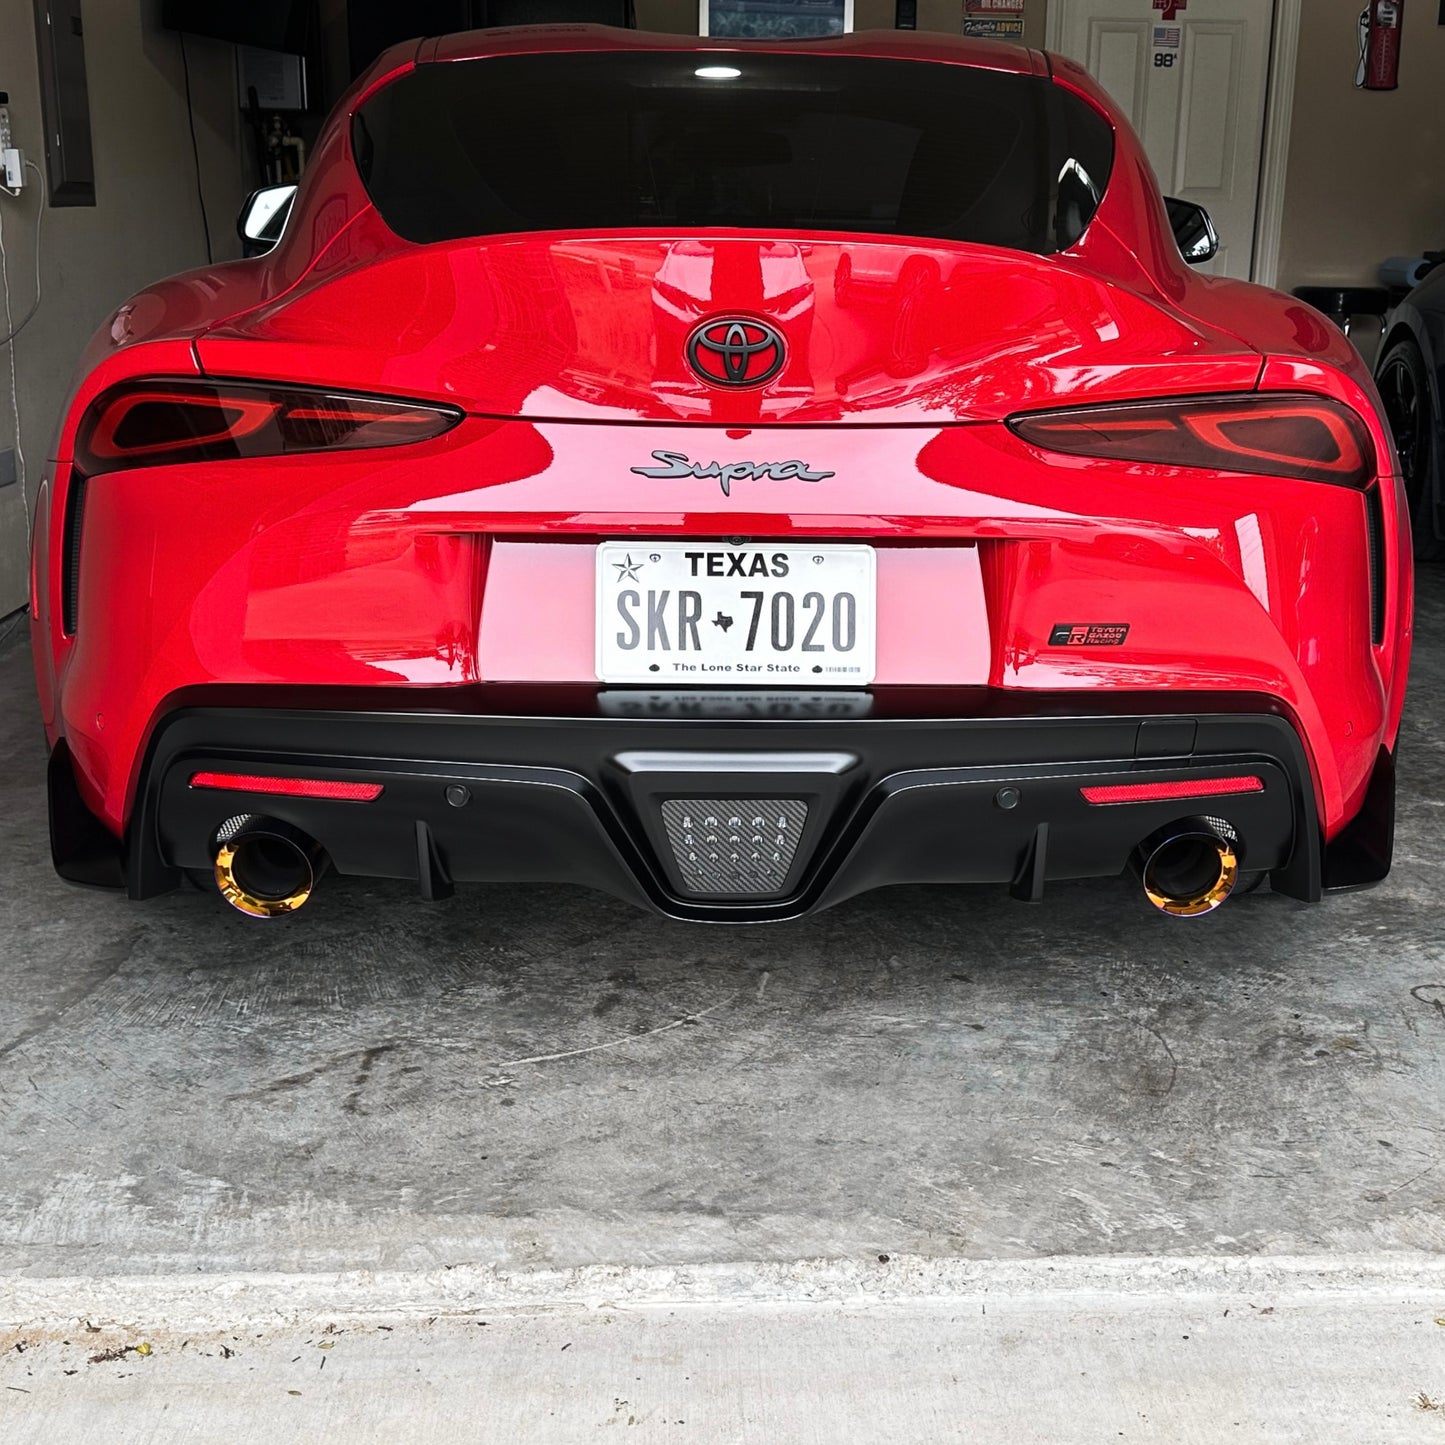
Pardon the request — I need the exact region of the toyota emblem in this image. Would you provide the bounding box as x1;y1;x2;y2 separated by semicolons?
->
686;317;786;389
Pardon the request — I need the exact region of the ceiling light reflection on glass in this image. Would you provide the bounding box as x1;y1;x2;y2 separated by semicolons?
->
694;66;742;80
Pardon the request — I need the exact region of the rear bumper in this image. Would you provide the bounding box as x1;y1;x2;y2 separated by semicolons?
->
49;688;1396;921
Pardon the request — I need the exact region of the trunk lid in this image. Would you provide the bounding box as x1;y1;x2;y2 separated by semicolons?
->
197;233;1262;425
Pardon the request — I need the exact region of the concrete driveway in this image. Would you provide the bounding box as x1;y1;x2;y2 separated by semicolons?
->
1;571;1442;1440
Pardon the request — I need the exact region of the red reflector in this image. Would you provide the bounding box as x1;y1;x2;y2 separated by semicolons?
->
189;772;383;802
1081;776;1264;805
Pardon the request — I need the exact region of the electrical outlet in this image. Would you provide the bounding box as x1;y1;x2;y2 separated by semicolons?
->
1;148;21;189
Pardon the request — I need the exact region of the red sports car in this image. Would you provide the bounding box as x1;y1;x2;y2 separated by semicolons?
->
31;26;1412;922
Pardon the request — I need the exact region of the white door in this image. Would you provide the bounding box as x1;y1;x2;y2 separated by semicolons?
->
1047;0;1275;280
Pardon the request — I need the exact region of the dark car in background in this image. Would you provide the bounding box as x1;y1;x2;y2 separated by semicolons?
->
1379;259;1445;559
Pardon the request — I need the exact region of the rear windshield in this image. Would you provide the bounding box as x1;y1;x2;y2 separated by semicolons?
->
353;52;1114;253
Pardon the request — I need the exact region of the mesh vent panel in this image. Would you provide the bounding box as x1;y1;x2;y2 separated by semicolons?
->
661;799;808;896
61;475;89;636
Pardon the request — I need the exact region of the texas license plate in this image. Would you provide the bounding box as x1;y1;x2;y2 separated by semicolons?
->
596;543;876;685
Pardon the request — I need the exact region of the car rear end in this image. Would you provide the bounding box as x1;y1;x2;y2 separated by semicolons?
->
32;30;1411;921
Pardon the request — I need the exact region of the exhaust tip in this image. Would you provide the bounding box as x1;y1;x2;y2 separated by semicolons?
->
214;817;326;918
1134;818;1239;918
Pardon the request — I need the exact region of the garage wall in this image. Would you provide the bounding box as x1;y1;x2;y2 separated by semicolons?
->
1275;1;1445;290
0;0;249;615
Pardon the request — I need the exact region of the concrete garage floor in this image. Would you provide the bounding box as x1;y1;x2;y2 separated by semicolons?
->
0;571;1443;1440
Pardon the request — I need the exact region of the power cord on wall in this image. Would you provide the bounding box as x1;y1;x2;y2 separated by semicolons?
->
0;157;45;532
180;34;215;265
0;159;43;343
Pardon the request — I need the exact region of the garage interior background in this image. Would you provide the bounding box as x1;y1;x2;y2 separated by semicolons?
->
0;0;1442;620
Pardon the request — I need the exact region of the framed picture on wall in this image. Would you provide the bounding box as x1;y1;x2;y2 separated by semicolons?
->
963;0;1024;39
699;0;852;38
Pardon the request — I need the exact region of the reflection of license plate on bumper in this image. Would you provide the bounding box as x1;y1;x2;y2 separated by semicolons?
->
596;543;876;685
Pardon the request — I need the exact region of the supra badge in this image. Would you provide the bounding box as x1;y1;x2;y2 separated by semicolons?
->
1049;623;1131;647
686;317;786;388
631;449;835;498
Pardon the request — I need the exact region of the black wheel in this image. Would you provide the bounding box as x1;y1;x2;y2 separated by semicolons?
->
1377;337;1445;560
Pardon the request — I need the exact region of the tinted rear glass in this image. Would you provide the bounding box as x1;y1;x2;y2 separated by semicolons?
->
354;52;1114;253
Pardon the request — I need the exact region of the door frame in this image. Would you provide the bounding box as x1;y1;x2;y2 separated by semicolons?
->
1044;0;1301;289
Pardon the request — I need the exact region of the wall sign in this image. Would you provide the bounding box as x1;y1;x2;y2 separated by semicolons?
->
701;0;850;37
963;0;1023;38
963;17;1025;37
1151;21;1181;66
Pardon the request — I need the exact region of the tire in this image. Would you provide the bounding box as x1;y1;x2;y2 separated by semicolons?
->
1377;336;1445;561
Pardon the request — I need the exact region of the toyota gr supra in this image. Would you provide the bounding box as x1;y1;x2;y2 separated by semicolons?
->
31;26;1412;921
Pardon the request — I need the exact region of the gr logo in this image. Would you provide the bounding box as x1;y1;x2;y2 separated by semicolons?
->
1049;623;1131;647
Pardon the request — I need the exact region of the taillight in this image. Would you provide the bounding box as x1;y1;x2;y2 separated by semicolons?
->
1010;393;1375;488
75;380;462;476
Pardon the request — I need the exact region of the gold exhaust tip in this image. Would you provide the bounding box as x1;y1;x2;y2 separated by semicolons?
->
1143;839;1238;917
214;839;316;918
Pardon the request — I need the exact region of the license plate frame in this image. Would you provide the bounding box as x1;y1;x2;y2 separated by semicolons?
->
595;542;877;686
